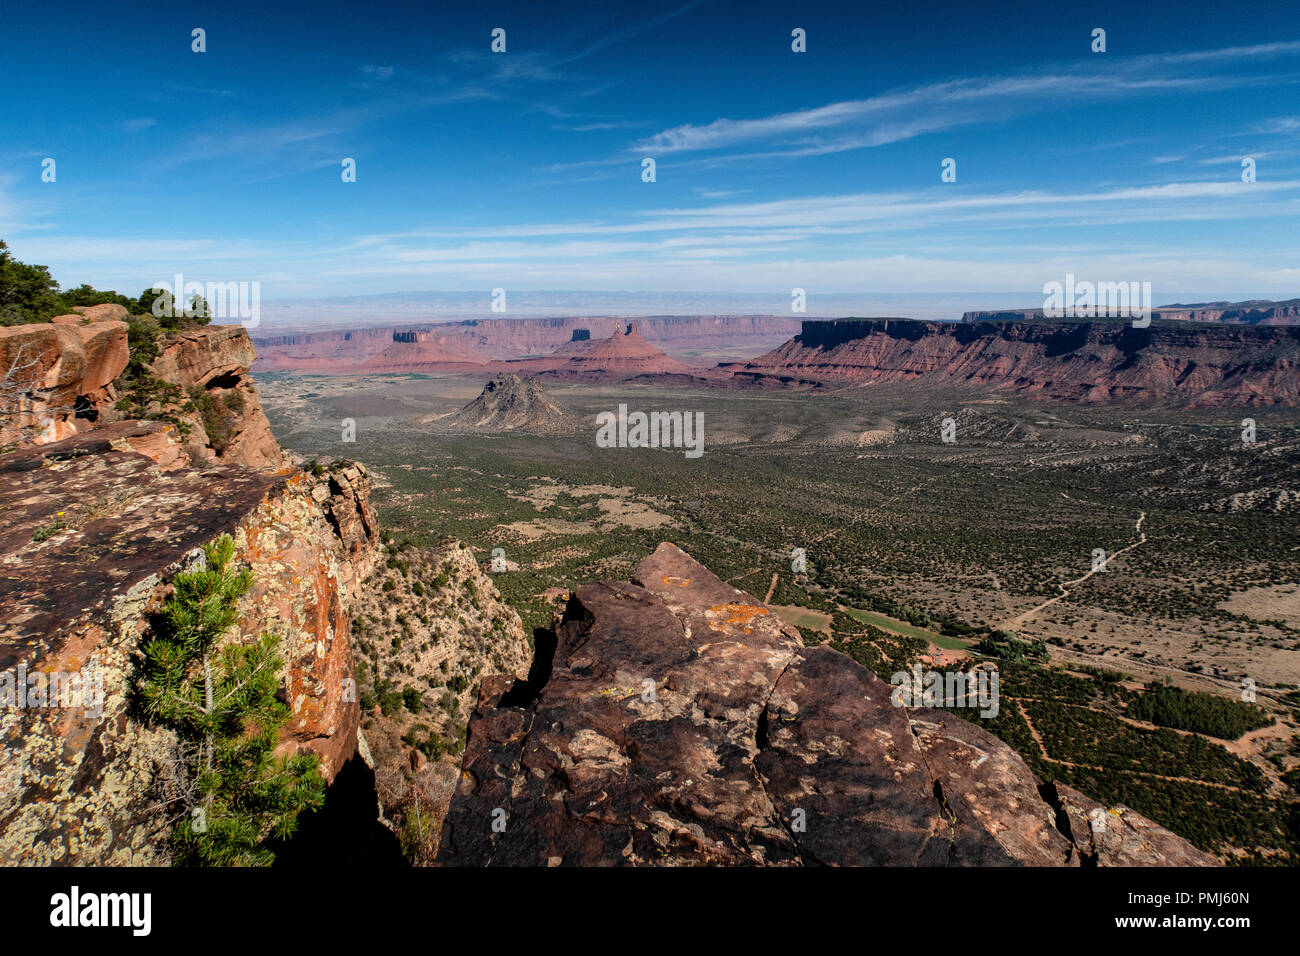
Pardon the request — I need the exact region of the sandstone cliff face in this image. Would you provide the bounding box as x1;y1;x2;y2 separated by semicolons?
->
436;543;1213;867
0;317;283;469
0;317;129;447
0;420;378;864
730;319;1300;408
149;325;285;469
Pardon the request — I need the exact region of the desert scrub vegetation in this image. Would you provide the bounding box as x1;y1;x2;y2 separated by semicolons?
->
1127;681;1274;740
266;386;1300;864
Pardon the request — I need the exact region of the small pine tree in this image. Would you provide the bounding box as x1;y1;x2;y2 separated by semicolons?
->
138;534;325;865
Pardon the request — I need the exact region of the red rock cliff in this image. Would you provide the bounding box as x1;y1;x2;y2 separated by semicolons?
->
729;318;1300;407
0;311;129;446
0;318;378;863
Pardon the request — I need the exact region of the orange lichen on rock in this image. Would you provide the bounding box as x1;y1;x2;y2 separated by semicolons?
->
706;602;769;633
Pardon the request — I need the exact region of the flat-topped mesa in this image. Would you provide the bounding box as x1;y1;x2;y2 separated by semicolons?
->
728;317;1300;407
435;542;1214;867
963;299;1300;326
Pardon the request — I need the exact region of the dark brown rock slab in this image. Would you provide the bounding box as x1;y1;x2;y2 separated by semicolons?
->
1051;782;1218;867
0;421;282;667
437;543;1216;866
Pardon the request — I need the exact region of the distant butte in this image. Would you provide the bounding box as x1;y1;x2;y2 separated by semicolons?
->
503;322;697;382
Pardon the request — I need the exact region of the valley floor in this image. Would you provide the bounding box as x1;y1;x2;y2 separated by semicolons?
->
257;370;1300;864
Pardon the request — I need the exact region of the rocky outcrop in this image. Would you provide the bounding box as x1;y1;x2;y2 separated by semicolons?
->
149;325;285;469
435;543;1214;867
0;319;129;446
0;318;285;468
431;373;574;432
0;420;378;864
728;318;1300;408
352;540;531;862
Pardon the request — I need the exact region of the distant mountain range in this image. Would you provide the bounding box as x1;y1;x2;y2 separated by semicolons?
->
962;298;1300;326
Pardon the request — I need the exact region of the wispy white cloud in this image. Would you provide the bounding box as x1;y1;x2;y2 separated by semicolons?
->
556;120;651;132
1260;116;1300;134
630;42;1300;161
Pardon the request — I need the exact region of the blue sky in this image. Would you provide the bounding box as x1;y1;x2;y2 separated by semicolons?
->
2;0;1299;310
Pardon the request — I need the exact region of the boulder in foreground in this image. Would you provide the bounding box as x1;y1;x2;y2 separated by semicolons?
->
435;543;1215;867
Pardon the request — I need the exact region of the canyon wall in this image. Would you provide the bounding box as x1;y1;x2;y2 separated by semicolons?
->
729;318;1300;407
964;300;1300;326
252;314;799;372
351;540;532;863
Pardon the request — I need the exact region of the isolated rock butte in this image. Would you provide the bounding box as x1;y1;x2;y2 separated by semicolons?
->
435;543;1215;867
0;420;378;864
438;373;573;432
506;322;695;382
729;318;1300;408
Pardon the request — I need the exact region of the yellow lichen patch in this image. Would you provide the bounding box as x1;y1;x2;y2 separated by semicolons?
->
705;603;768;633
661;575;691;588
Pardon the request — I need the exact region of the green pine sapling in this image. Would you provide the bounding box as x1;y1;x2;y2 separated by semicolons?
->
138;533;325;865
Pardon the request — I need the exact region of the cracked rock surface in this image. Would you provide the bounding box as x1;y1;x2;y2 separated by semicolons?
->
436;542;1215;867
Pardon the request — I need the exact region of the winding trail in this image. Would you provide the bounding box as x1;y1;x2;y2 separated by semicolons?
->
1001;511;1147;630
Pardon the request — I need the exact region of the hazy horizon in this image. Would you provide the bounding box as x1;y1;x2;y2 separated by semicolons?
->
245;288;1290;331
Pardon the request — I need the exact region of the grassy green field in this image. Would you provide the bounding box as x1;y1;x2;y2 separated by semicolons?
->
843;607;969;648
